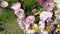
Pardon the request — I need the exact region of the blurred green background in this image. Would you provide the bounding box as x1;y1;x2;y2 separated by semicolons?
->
0;8;24;34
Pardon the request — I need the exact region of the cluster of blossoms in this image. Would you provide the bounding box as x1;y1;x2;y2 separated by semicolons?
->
0;0;60;34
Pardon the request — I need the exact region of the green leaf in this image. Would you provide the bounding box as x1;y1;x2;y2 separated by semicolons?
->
34;16;40;25
52;6;57;12
45;26;50;31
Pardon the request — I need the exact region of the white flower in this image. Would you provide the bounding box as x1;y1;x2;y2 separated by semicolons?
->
41;30;48;34
42;32;48;34
39;11;53;21
14;9;25;18
26;16;35;24
1;1;8;7
17;18;25;29
39;21;45;30
11;2;21;10
26;30;36;34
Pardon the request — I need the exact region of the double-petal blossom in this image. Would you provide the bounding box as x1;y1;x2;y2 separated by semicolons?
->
25;24;37;34
11;2;21;10
37;0;54;11
39;11;53;21
26;16;35;25
14;9;25;19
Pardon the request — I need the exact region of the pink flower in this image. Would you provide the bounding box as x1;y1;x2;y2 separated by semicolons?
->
14;9;25;18
36;0;54;11
11;2;21;11
26;16;35;24
42;1;54;11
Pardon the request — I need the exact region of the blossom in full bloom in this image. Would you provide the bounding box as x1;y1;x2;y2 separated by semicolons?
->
42;1;54;11
1;1;8;8
14;9;25;19
25;24;37;34
26;16;35;24
39;11;53;21
36;0;54;11
11;2;21;10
